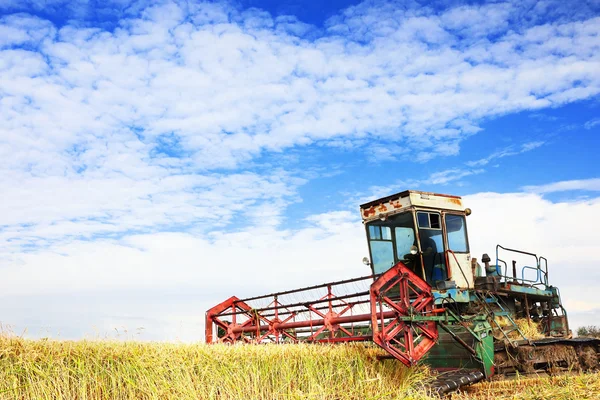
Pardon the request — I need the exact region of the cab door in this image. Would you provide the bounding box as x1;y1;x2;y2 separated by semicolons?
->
443;213;473;289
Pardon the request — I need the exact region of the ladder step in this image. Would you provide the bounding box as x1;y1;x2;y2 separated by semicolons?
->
479;293;527;343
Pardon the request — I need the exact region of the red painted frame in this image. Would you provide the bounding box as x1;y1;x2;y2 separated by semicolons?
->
205;262;438;366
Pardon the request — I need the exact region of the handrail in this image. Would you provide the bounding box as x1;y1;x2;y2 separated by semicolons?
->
496;258;508;277
496;244;539;266
539;257;549;283
495;244;548;287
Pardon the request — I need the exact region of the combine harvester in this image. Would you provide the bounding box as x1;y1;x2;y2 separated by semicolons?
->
206;190;599;393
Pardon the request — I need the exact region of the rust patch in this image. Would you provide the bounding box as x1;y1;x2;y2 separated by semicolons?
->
363;206;376;218
448;198;462;206
377;204;388;212
390;200;403;209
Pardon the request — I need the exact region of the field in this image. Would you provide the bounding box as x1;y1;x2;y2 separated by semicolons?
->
0;335;598;399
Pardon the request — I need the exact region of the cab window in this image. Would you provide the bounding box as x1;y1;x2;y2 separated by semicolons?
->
445;214;469;252
416;212;443;252
368;225;394;274
367;212;417;274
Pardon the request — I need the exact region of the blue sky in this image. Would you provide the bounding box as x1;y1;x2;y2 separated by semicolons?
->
0;0;599;340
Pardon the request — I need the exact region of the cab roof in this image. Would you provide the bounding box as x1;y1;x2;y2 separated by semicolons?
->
360;190;464;221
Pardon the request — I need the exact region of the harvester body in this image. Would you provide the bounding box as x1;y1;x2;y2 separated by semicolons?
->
206;190;598;393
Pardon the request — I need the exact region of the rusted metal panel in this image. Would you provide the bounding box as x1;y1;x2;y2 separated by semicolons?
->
360;197;411;220
408;191;464;211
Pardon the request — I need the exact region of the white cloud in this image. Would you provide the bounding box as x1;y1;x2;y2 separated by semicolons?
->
440;3;514;37
523;178;600;193
1;0;598;251
0;169;303;252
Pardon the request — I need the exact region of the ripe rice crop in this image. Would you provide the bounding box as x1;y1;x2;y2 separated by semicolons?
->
0;334;431;400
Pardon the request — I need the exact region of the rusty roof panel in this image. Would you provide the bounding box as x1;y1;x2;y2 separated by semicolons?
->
360;190;464;221
360;190;461;209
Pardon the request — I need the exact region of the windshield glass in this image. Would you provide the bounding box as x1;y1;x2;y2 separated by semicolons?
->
446;214;469;252
367;212;417;274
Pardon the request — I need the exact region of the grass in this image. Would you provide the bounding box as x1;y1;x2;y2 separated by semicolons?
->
1;334;598;400
0;335;431;400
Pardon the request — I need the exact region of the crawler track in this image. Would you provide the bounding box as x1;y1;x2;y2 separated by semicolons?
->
429;369;486;395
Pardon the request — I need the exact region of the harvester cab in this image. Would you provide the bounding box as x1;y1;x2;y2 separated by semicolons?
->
206;190;599;394
360;190;471;290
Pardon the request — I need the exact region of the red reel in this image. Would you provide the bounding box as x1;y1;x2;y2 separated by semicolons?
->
370;262;438;366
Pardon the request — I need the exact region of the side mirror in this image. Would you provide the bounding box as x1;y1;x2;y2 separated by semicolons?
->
362;257;371;266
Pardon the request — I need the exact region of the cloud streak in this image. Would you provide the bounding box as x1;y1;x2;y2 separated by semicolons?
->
466;141;545;167
523;178;600;193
